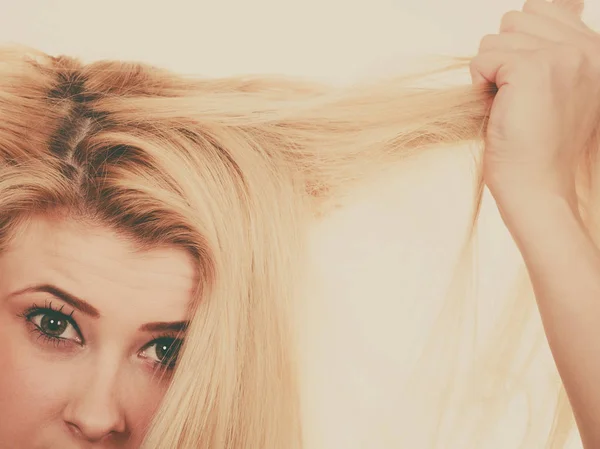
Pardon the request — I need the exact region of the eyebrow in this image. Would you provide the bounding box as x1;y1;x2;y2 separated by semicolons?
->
9;284;101;318
138;321;189;333
9;284;190;333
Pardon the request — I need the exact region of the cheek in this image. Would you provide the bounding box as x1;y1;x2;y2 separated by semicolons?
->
0;316;74;443
121;372;172;439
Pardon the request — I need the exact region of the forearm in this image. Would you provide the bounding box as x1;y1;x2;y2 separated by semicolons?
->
498;191;600;447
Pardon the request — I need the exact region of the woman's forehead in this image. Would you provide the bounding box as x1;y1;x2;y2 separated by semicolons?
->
0;215;196;320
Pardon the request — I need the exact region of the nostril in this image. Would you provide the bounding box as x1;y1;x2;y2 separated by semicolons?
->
65;421;83;438
65;420;117;443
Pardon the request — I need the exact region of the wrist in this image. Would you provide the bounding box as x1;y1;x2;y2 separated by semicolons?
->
491;185;583;243
488;172;579;218
486;164;577;207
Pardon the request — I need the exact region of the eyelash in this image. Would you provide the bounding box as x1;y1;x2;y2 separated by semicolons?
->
18;301;184;371
18;300;82;348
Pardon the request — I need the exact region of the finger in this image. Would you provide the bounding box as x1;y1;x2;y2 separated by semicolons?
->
500;10;577;41
478;32;548;53
470;50;524;87
523;0;587;30
551;0;584;17
470;62;489;87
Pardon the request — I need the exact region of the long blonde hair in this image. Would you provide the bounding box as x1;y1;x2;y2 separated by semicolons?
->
0;4;594;445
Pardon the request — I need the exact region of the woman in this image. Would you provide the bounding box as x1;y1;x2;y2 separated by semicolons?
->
0;0;598;448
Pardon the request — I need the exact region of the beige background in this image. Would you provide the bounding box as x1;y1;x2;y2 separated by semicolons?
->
1;1;599;447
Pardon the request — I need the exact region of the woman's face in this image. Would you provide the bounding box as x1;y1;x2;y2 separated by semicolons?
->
0;215;196;449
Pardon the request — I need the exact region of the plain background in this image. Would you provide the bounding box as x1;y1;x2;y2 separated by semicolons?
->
1;1;599;448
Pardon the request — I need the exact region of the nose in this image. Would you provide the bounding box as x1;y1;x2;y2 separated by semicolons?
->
62;365;127;442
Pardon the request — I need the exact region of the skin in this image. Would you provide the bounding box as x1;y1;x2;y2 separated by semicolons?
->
471;0;600;446
0;215;196;449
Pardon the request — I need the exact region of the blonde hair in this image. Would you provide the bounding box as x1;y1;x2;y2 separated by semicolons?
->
0;4;594;445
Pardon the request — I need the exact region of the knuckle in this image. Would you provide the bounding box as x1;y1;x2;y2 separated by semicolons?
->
500;10;521;32
522;0;551;15
478;34;498;52
521;0;538;13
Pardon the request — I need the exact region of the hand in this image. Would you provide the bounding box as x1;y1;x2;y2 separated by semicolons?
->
470;0;600;212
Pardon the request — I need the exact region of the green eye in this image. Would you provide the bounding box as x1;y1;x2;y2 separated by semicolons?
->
39;312;69;337
21;304;83;347
144;338;183;369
